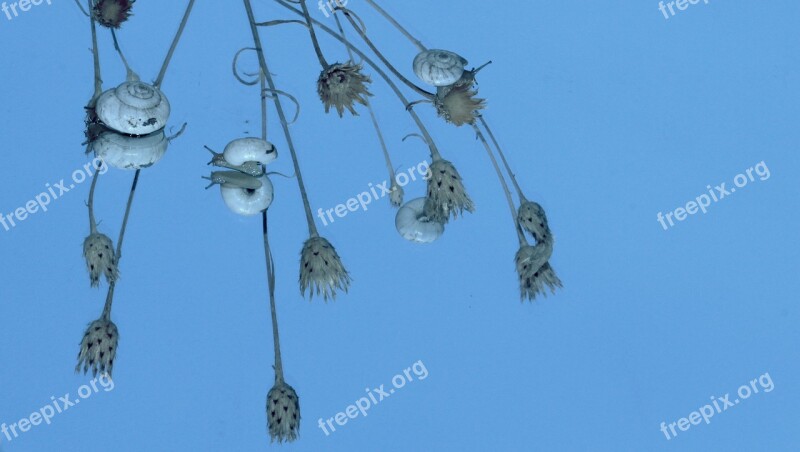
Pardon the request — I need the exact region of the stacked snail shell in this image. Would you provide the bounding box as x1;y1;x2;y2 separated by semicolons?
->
413;49;486;126
205;138;277;216
395;197;445;243
91;80;172;170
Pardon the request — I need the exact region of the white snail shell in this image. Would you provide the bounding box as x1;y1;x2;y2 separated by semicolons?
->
221;174;274;216
412;50;468;87
223;137;277;167
93;129;168;170
95;81;171;135
395;197;444;243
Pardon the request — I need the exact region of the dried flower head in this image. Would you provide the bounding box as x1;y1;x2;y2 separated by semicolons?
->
76;318;119;377
83;233;118;287
266;381;300;443
317;62;372;117
518;201;551;243
435;85;485;126
92;0;135;29
515;242;561;301
390;181;404;207
423;159;474;223
299;236;351;301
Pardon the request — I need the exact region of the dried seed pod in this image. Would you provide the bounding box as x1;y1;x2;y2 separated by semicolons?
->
317;62;372;117
93;0;135;29
266;381;300;443
75;318;119;377
423;159;474;223
435;85;485;127
299;236;351;301
83;233;118;287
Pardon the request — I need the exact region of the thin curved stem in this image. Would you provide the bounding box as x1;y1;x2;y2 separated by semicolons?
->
275;0;442;161
298;0;328;68
260;70;268;139
110;28;137;81
245;0;318;237
479;116;526;201
154;0;196;88
363;0;426;52
87;168;100;234
472;124;526;246
263;211;284;382
333;13;395;184
339;8;433;99
75;0;89;17
101;169;141;321
88;0;102;99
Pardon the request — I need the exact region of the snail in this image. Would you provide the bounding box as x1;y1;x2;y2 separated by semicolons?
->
204;172;274;216
412;50;468;87
93;129;168;170
206;138;277;176
95;80;171;136
395;197;445;243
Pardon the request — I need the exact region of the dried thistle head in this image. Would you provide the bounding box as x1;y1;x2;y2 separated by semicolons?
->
76;318;119;377
423;159;474;223
518;201;551;243
83;233;118;287
317;62;372;117
435;85;485;126
390;181;404;207
515;242;561;301
266;381;300;443
299;236;351;301
92;0;135;29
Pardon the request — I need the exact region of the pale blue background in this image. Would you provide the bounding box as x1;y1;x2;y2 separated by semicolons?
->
0;1;798;451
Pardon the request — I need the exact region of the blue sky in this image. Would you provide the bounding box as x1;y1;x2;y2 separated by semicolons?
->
0;0;798;451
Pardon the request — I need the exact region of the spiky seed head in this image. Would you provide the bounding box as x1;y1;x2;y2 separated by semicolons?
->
518;201;551;243
92;0;135;29
83;233;118;287
435;85;485;126
423;159;474;223
515;242;561;301
299;236;351;301
390;182;404;207
267;381;300;443
76;318;119;377
317;62;372;117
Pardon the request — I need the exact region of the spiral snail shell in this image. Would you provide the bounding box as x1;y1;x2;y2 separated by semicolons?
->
395;197;445;243
93;129;168;170
224;138;277;167
412;50;468;87
220;174;274;216
95;81;171;135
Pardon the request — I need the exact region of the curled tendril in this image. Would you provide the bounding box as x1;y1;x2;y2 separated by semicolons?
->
262;89;301;125
73;0;89;16
233;47;261;86
402;133;431;148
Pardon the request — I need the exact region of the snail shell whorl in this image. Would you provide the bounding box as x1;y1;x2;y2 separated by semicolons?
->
221;174;274;216
95;81;171;135
93;129;168;170
395;197;444;243
223;137;277;167
412;50;468;87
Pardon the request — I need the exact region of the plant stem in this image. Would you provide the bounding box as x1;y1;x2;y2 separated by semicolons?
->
298;0;328;68
472;124;526;246
110;28;137;81
87;168;100;234
101;169;141;321
244;0;318;237
333;13;396;186
262;211;284;382
340;8;433;99
88;0;102;99
363;0;426;52
275;0;442;161
479;116;526;201
154;0;196;88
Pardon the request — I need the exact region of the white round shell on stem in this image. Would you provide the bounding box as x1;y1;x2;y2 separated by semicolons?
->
220;174;274;216
93;129;168;170
223;137;277;167
95;80;171;135
412;49;468;87
395;197;444;243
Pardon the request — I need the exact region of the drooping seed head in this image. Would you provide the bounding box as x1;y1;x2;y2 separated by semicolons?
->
423;159;474;223
75;318;119;377
435;85;485;127
517;201;551;243
515;243;561;301
299;236;351;301
317;62;373;117
92;0;135;29
83;233;118;287
266;381;301;443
